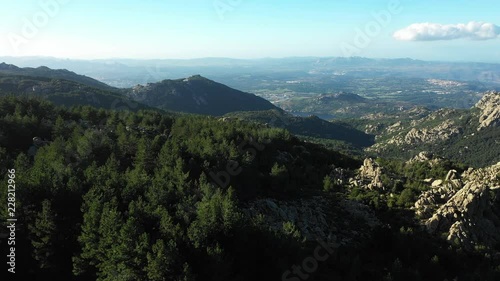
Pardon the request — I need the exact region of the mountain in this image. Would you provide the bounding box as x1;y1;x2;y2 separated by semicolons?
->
276;92;409;119
0;72;150;111
0;62;114;90
123;75;278;115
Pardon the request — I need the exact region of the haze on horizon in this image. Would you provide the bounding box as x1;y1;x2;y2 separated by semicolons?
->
1;0;499;63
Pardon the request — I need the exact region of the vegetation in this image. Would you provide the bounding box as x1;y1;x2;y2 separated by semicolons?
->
225;109;375;148
0;96;356;280
0;95;498;280
348;157;466;211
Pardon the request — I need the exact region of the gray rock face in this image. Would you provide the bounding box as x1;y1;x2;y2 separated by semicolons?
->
475;91;500;131
408;151;434;162
462;162;500;189
425;182;500;250
403;119;461;145
406;151;445;167
358;158;384;190
415;178;460;218
417;163;500;250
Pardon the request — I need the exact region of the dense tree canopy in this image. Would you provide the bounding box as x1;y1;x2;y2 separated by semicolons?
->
0;96;498;281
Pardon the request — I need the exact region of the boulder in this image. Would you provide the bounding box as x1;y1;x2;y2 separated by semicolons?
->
431;180;443;187
445;170;458;181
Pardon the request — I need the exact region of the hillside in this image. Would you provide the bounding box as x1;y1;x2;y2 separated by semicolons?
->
224;109;375;148
123;75;278;115
0;62;114;90
347;91;500;167
276;92;415;119
0;73;150;111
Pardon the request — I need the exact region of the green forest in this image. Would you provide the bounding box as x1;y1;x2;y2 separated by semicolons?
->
1;96;499;281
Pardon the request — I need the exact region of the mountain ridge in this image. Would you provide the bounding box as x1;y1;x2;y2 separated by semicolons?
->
0;62;115;90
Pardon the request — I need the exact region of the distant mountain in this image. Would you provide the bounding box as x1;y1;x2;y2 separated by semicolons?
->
278;92;412;119
329;92;368;102
0;62;114;90
0;73;149;111
123;75;278;115
1;56;498;89
224;109;375;148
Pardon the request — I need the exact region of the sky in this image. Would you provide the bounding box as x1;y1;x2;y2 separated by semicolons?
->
0;0;499;62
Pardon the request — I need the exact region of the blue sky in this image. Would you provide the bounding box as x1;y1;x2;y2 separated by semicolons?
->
0;0;499;62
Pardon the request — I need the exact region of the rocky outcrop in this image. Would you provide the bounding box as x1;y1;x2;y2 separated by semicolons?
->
462;162;500;189
425;182;500;250
370;119;462;151
416;163;500;250
475;91;500;131
415;177;461;218
364;123;384;134
357;158;384;190
243;196;380;247
403;119;461;145
386;121;403;133
406;151;444;167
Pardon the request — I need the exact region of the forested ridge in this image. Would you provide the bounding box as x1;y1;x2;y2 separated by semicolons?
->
0;96;352;280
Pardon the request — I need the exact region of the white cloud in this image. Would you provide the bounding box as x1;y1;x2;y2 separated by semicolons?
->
393;21;500;41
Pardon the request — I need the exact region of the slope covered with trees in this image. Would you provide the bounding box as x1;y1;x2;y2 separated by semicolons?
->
225;109;375;148
1;96;499;281
0;96;356;280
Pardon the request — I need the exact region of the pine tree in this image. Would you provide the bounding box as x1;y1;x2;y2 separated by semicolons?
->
53;115;69;139
29;200;57;269
146;239;178;281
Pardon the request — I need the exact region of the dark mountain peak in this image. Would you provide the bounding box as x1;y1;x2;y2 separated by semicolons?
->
305;114;321;120
186;74;205;80
125;76;278;116
35;65;84;76
154;75;210;85
0;62;19;70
